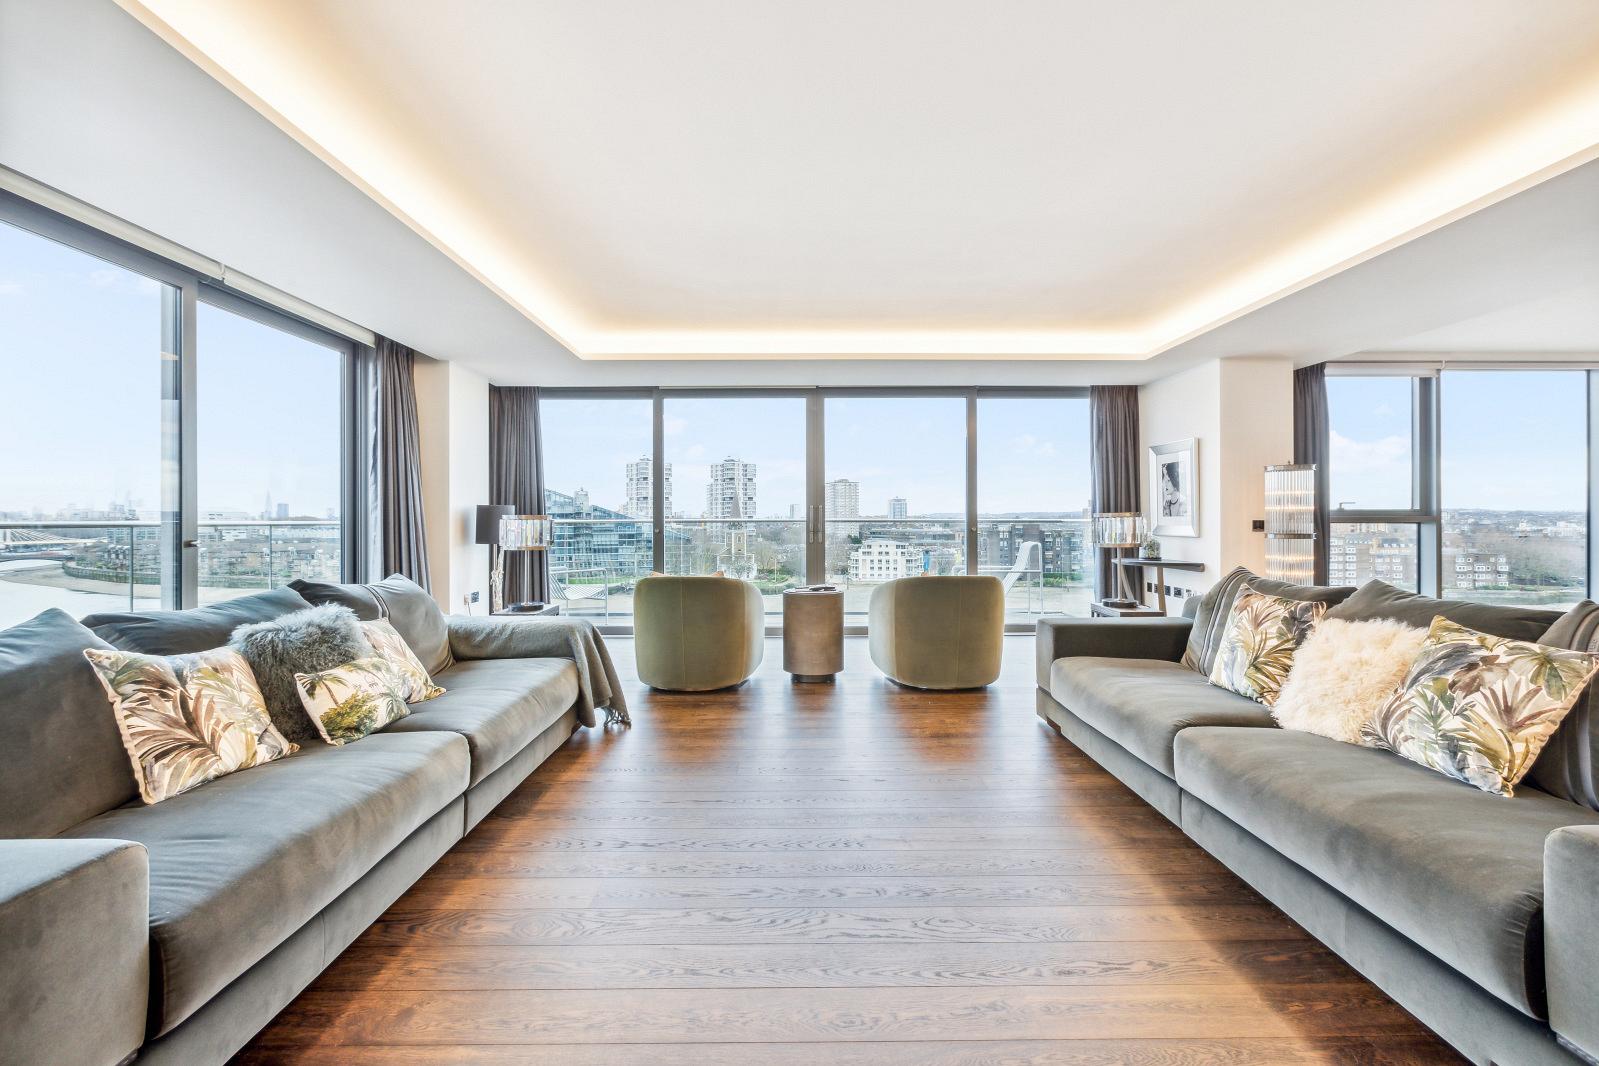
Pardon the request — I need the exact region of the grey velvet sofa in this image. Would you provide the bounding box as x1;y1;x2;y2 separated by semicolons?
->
1;578;612;1066
1036;577;1599;1066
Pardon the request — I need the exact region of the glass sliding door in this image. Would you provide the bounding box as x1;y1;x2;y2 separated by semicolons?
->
976;394;1092;621
1441;370;1587;608
541;395;654;622
0;219;180;625
823;395;967;616
662;396;806;616
196;299;345;601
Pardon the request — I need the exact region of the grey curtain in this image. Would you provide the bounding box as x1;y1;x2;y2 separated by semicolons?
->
489;386;550;606
1090;385;1141;601
1293;363;1331;584
375;337;430;590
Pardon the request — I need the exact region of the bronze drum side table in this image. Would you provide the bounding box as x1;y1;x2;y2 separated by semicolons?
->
782;586;844;682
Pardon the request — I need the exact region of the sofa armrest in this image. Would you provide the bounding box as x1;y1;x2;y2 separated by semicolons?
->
1546;825;1599;1064
1035;616;1193;689
0;839;149;1066
446;615;629;727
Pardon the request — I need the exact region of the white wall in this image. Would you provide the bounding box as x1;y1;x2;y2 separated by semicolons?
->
1138;356;1294;606
414;356;490;614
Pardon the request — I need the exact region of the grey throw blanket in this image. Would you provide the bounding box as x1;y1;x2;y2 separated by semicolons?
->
446;616;630;727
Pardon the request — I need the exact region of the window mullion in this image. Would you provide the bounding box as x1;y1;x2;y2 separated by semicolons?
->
173;280;199;609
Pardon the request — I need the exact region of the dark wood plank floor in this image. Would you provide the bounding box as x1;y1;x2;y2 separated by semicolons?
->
237;635;1465;1065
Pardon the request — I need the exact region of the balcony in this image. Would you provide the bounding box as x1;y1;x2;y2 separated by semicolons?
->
546;516;1093;628
0;520;341;627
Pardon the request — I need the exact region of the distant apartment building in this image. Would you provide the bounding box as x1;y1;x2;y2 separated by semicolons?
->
977;521;1086;580
623;456;672;519
706;458;757;519
1448;549;1511;592
1328;524;1415;587
888;496;908;520
826;478;860;535
545;486;678;580
851;538;917;581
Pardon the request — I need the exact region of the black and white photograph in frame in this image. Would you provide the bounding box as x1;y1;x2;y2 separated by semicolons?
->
1149;438;1198;537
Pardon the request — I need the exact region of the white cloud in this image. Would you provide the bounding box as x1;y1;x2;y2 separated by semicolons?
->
0;281;21;296
1330;430;1408;474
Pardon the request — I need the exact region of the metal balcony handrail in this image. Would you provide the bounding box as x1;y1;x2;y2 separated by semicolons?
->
0;519;339;529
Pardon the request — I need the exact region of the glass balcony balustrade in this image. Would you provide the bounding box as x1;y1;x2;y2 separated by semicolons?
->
0;520;342;627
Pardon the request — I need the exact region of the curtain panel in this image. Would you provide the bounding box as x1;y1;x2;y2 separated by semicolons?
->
375;337;431;590
1089;385;1141;601
489;386;550;607
1292;363;1331;584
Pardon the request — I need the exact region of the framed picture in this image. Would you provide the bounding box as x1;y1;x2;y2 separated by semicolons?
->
1149;438;1199;537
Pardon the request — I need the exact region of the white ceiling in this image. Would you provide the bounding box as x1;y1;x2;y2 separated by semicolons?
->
118;0;1599;361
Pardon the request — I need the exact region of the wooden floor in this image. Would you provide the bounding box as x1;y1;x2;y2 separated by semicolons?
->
238;636;1465;1065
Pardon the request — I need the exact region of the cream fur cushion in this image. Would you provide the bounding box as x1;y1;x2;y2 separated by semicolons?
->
1272;618;1427;743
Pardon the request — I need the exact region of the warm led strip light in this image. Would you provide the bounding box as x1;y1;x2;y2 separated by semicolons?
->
120;0;1599;361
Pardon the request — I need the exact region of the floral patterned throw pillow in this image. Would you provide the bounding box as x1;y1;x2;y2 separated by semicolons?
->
1363;616;1599;796
1207;588;1328;706
361;618;445;703
84;646;297;804
295;656;412;745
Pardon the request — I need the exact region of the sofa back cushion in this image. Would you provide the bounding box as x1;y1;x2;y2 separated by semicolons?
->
1529;600;1599;810
0;609;138;836
82;587;312;655
1182;567;1354;675
1324;579;1562;642
290;573;452;677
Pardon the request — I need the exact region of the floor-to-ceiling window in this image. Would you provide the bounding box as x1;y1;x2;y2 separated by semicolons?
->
540;387;1090;631
1327;365;1595;606
662;395;806;616
976;394;1093;620
540;393;653;623
0;196;363;627
197;298;345;602
0;218;180;625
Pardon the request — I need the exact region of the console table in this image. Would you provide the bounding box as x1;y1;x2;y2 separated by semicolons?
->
1113;557;1205;614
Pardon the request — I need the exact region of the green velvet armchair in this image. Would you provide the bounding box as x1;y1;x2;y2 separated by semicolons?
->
633;576;766;691
867;575;1004;688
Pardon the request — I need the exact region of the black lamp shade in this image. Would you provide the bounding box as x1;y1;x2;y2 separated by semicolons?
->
475;504;514;545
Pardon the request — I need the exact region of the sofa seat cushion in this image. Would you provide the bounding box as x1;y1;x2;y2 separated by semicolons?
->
1049;656;1275;777
1174;726;1599;1017
60;731;468;1036
382;658;578;786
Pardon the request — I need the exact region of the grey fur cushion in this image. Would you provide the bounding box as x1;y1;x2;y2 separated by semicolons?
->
230;604;374;746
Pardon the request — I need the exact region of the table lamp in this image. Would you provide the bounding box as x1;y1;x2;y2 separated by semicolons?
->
497;514;553;613
476;505;514;613
1093;511;1145;608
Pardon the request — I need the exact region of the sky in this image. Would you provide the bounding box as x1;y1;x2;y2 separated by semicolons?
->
541;394;1094;520
1;220;343;519
1329;373;1586;512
